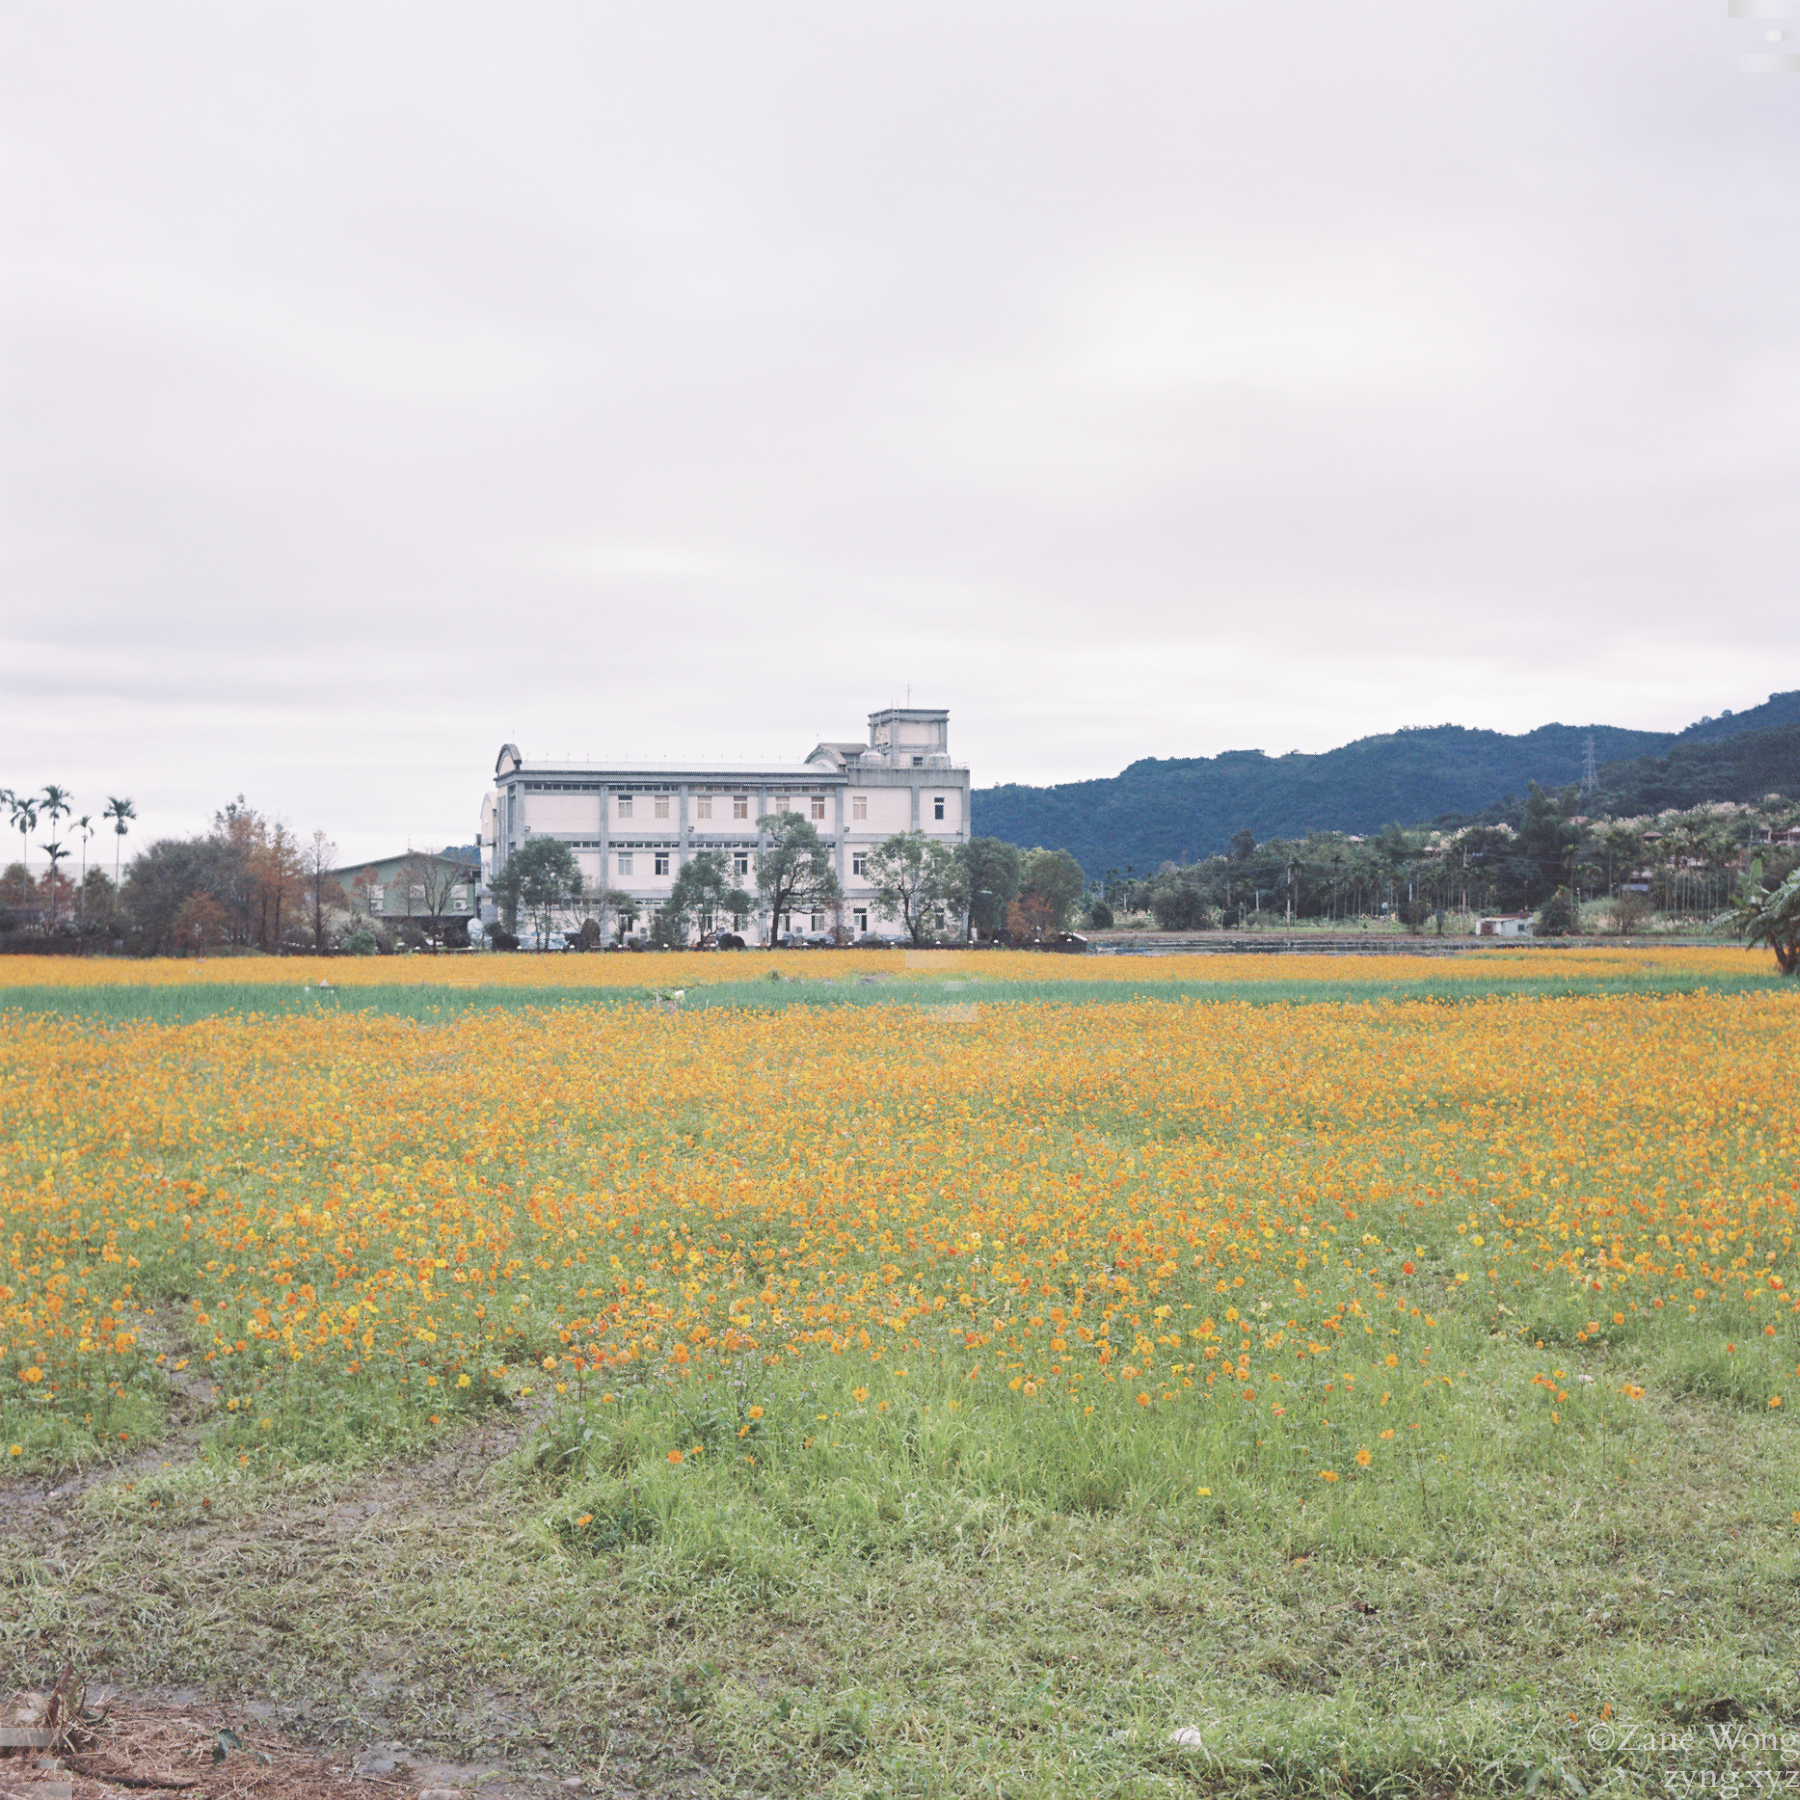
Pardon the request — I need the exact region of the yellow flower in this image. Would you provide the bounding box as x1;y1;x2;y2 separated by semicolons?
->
20;1367;43;1384
667;1449;684;1464
1318;1469;1338;1484
1197;1486;1212;1497
1355;1447;1373;1467
746;1405;763;1420
457;1373;471;1388
7;1444;20;1457
852;1386;869;1403
575;1513;593;1527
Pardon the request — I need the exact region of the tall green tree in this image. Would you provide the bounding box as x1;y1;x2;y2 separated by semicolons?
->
952;837;1023;941
755;812;841;944
865;831;957;945
73;815;94;935
492;838;585;945
9;791;38;884
40;784;72;848
1019;847;1085;932
655;851;752;946
41;842;70;928
121;836;239;955
104;797;136;884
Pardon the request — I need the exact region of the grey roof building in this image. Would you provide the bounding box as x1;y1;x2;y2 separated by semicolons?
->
479;707;970;941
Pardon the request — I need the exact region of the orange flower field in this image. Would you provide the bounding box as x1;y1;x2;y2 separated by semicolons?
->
0;942;1774;991
3;958;1796;1484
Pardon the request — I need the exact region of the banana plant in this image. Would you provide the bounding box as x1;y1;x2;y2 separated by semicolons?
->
1714;856;1800;975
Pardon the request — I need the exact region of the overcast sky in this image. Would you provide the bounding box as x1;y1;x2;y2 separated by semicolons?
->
3;3;1798;864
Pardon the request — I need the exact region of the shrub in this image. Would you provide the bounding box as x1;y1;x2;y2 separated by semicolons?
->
1536;887;1579;937
1149;880;1214;932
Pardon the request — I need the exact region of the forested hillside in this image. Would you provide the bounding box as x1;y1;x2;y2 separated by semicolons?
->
971;692;1800;874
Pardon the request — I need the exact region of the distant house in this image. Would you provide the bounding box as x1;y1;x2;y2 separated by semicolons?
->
329;847;480;933
1477;914;1534;938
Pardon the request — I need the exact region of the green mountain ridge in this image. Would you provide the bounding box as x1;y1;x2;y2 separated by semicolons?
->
970;690;1800;876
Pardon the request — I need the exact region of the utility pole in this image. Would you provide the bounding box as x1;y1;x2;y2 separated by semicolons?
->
1582;734;1598;800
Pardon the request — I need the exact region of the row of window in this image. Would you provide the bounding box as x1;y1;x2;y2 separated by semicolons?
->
615;794;825;821
610;850;889;880
583;794;947;822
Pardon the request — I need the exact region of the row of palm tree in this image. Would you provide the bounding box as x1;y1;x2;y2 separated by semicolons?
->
1;785;136;930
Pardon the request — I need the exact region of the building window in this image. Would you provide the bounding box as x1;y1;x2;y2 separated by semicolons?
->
655;852;670;876
810;911;824;933
852;852;868;877
912;756;924;766
696;795;712;820
654;795;670;820
733;795;749;819
618;795;633;819
852;794;867;820
733;851;750;876
934;795;945;821
776;795;791;813
617;852;633;876
810;795;826;820
854;907;868;934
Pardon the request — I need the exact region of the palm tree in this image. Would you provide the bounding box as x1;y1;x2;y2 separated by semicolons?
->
42;841;69;929
74;815;94;934
104;797;136;885
40;787;73;924
41;784;72;842
10;791;38;885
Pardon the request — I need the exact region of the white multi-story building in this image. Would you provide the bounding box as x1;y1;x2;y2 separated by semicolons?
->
479;707;970;942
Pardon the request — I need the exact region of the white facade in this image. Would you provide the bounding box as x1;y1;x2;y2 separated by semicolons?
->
480;707;970;942
1477;915;1534;938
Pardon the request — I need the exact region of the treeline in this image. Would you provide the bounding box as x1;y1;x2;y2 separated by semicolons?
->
1;796;343;956
1097;788;1800;933
973;694;1800;877
491;826;1090;950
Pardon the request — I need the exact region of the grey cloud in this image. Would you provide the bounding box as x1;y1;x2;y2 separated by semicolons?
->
3;2;1796;860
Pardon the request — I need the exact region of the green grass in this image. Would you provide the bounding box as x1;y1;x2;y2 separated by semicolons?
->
1;960;1792;1025
5;1325;1796;1798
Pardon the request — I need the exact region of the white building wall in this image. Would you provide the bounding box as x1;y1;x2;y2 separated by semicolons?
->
525;794;601;833
483;708;970;943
